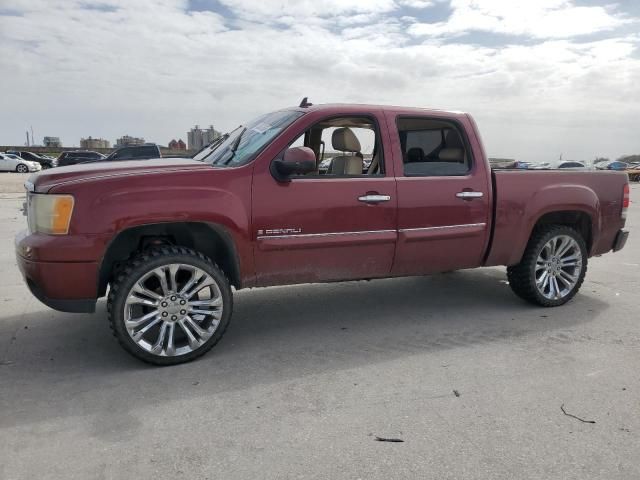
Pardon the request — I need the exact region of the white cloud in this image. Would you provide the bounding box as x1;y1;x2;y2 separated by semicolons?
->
397;0;436;8
218;0;398;22
0;0;639;162
408;0;630;38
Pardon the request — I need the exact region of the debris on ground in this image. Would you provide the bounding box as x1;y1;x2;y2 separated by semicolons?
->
0;360;15;366
374;436;404;443
560;404;595;424
453;389;461;397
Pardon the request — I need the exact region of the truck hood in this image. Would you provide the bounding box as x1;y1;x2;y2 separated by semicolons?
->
29;158;210;193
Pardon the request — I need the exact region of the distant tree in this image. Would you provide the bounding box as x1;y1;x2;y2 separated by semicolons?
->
594;157;609;164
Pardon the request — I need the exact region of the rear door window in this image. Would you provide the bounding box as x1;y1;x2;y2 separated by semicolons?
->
397;117;471;176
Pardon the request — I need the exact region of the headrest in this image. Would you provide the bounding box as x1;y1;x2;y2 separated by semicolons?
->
332;128;361;153
445;129;463;149
407;147;424;163
439;148;464;162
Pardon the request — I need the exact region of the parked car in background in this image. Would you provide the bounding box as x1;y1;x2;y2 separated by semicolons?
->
597;161;629;171
2;153;24;162
16;102;629;365
6;151;55;169
77;144;162;164
0;153;42;173
106;144;161;161
531;162;551;170
558;161;586;169
57;150;105;167
514;161;533;169
319;154;370;173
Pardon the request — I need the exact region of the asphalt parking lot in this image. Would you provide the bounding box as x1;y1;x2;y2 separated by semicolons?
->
0;171;638;479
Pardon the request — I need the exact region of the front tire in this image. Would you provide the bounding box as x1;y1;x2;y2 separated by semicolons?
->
16;164;29;173
507;225;587;307
107;246;233;365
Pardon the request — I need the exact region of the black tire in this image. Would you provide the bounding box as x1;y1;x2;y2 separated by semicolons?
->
507;225;587;307
16;164;29;174
107;246;233;366
41;164;50;169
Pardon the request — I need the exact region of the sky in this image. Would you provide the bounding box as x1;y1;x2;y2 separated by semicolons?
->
0;0;638;162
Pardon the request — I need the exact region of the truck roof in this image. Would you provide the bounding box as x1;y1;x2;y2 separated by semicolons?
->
289;103;468;118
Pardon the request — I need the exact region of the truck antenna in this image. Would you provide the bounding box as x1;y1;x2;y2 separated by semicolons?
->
299;97;313;108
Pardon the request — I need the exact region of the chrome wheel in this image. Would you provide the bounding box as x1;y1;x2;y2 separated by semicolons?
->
16;164;28;173
535;235;582;300
124;263;224;357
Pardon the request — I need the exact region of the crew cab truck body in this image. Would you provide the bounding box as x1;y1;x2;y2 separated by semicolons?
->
15;103;629;365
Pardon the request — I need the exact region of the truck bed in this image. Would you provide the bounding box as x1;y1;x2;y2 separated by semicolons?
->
485;169;628;267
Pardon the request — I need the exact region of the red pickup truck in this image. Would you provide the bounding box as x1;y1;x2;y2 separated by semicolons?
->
16;102;630;365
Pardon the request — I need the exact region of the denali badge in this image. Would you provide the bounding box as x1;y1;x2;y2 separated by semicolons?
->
258;228;302;236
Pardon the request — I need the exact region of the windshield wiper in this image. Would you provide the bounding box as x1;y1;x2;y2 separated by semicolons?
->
221;126;247;165
193;133;230;160
191;132;233;162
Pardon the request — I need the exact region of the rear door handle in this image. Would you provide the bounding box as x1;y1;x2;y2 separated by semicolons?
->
456;191;484;200
358;194;391;204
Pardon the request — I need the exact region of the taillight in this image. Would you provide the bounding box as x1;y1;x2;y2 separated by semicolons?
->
622;183;629;219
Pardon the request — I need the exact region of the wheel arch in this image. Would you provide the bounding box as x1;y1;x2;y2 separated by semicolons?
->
98;222;241;296
509;208;595;265
532;210;593;250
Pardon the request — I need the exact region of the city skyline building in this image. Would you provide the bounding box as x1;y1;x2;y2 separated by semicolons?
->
80;136;110;149
115;135;145;147
43;136;62;147
187;125;220;150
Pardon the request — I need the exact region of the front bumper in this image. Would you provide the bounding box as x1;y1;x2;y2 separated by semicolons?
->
15;230;99;313
613;229;629;252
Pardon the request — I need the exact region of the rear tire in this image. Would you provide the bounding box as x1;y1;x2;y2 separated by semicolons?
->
107;246;233;366
507;225;587;307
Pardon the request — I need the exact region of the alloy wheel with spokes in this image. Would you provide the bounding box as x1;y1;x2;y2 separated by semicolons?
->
534;235;582;300
507;225;587;307
125;263;224;357
108;246;233;365
16;164;29;173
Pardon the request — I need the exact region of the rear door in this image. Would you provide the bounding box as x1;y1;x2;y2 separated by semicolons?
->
387;112;491;276
251;110;398;286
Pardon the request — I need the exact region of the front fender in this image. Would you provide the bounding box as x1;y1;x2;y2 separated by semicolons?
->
50;167;255;285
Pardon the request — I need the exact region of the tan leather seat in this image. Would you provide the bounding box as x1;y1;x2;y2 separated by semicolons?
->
438;129;465;163
329;128;362;175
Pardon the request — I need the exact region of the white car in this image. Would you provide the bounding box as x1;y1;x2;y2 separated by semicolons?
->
0;153;42;173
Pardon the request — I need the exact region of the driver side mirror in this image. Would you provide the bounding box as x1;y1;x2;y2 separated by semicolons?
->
271;146;316;182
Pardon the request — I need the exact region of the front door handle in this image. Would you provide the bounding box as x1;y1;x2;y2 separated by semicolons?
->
358;194;391;204
456;191;484;200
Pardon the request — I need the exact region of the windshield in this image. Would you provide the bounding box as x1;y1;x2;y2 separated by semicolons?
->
193;110;303;167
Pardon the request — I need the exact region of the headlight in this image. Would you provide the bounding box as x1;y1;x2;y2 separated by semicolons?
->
27;194;75;235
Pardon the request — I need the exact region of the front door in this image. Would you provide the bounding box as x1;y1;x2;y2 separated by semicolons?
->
252;112;398;286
